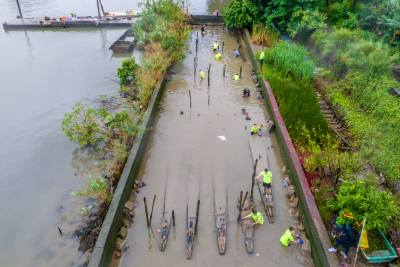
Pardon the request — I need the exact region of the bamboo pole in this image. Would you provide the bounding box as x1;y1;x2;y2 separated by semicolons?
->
222;41;224;52
144;197;150;226
237;191;243;221
240;65;242;78
15;0;23;18
251;159;258;200
172;210;175;227
149;195;156;225
353;219;366;267
208;63;211;86
195;200;200;232
189;90;192;107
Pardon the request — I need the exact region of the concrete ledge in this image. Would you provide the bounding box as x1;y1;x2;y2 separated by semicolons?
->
243;28;339;267
88;74;167;267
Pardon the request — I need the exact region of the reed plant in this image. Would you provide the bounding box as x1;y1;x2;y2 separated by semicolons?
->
251;22;280;47
264;42;315;83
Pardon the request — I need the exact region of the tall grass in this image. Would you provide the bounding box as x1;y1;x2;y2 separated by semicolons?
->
264;67;328;144
264;42;315;82
251;22;280;47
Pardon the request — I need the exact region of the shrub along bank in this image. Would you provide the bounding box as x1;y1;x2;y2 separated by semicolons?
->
61;0;190;255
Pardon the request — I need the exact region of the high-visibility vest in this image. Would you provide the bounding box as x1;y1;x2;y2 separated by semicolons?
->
200;71;205;79
234;75;239;80
260;52;265;59
213;43;219;49
215;53;222;59
280;229;294;246
250;212;264;225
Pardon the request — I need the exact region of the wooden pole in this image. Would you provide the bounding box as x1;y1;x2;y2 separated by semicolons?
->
208;95;210;105
15;0;23;18
194;57;196;76
237;191;243;221
144;197;150;227
251;159;258;199
222;41;224;52
189;90;192;107
208;63;211;86
195;200;200;232
172;210;176;227
241;191;248;210
353;219;366;267
223;64;226;77
240;65;242;78
150;195;156;225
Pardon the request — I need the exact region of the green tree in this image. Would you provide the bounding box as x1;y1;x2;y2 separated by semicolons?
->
117;57;140;84
222;0;260;27
287;9;327;37
327;176;399;231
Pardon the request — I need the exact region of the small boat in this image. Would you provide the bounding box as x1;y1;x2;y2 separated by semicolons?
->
257;180;274;223
109;29;136;53
186;204;197;259
240;198;255;253
215;208;227;255
160;212;172;251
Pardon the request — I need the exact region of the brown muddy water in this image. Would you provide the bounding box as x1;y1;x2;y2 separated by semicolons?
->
114;27;314;267
0;0;229;266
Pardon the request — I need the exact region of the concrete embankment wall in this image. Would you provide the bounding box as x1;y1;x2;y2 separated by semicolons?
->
243;28;340;267
88;74;167;267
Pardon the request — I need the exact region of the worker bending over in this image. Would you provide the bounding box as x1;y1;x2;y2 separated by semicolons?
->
242;209;264;226
280;227;303;246
213;41;219;51
255;168;272;197
233;49;239;57
215;53;222;59
250;124;261;136
233;73;239;80
199;69;205;79
201;24;206;33
243;88;251;97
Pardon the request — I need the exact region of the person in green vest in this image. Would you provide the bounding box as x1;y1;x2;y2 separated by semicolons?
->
233;73;239;80
213;41;219;51
215;53;222;59
250;123;261;136
241;209;264;226
259;49;265;70
280;227;303;246
199;69;205;79
255;168;272;197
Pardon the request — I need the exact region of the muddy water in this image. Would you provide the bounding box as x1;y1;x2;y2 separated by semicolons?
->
0;0;229;266
117;27;314;267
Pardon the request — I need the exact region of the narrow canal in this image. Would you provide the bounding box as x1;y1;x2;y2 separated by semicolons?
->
0;1;229;266
115;27;314;267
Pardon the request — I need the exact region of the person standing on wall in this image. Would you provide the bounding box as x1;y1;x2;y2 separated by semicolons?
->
255;168;272;197
280;227;303;246
213;41;219;52
259;49;265;70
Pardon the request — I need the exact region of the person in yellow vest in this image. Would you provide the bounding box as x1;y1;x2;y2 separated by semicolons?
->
233;73;239;80
250;123;261;136
199;69;205;79
215;53;222;59
280;227;303;246
259;49;265;70
241;209;264;226
213;41;219;52
255;168;272;197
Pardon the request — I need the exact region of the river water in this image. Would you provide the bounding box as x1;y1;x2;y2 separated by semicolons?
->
114;27;314;267
0;0;229;266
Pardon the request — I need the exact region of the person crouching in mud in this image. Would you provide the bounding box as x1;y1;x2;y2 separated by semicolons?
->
250;124;261;136
241;209;264;226
243;88;250;97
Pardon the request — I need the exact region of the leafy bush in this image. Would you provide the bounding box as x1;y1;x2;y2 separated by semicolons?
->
287;9;327;38
222;0;259;27
311;179;334;224
327;176;399;231
117;57;140;84
71;175;114;208
251;22;280;47
264;42;315;82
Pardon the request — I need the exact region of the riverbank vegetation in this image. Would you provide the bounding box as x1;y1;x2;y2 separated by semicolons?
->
61;0;190;255
224;0;400;252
